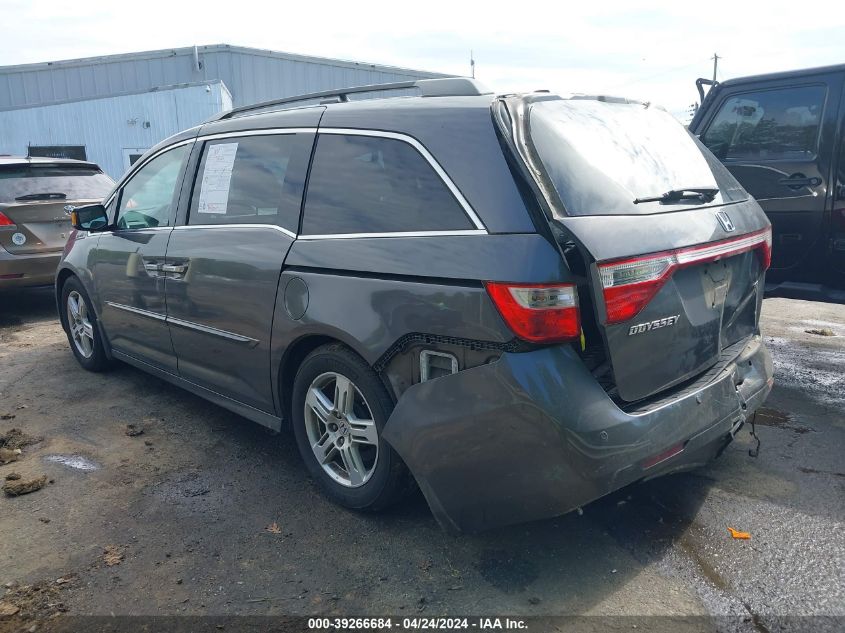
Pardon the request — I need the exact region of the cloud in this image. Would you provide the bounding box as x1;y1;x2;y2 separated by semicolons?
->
2;0;843;119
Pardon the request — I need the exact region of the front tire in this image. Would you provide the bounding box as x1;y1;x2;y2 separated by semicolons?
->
61;277;110;372
291;343;411;511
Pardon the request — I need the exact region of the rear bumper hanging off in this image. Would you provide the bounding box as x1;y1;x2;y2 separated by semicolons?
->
383;335;772;532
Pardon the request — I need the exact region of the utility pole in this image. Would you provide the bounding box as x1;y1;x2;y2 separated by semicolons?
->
712;53;720;82
470;50;475;78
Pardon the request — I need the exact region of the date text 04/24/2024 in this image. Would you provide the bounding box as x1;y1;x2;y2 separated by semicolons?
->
307;617;528;630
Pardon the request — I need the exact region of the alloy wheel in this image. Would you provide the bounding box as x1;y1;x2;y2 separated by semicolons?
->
66;290;94;358
303;371;380;488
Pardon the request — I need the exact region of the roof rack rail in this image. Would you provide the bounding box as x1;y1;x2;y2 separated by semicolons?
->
213;77;492;120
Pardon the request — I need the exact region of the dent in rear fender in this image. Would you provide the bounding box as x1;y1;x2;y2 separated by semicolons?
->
269;270;514;372
383;343;767;531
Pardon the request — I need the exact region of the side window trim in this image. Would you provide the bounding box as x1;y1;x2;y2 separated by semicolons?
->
120;127;489;240
701;82;829;164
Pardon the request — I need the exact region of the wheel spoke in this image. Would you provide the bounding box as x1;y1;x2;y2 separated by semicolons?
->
68;295;80;319
305;386;332;423
348;416;379;446
339;446;365;486
312;432;336;465
81;321;94;339
333;375;354;415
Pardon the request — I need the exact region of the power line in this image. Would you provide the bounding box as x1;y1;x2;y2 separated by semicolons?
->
604;57;712;92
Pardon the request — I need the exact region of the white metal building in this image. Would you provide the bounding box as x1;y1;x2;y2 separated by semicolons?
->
0;44;447;177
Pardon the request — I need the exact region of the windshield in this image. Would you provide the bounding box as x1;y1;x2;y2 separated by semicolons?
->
0;164;115;203
527;98;747;216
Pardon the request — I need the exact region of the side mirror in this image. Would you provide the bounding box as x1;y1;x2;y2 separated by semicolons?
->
67;204;109;231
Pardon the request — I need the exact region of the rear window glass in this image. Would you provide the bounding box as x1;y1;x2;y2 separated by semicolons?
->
527;99;747;216
702;85;826;161
0;164;114;203
301;134;473;235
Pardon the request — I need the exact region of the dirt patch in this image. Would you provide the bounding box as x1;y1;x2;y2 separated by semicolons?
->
0;448;20;465
476;550;539;594
2;474;47;496
0;428;43;450
102;545;124;567
753;408;814;434
124;423;144;437
0;577;72;627
804;328;835;337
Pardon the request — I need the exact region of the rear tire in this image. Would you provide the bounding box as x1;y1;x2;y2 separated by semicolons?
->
291;343;411;511
61;277;110;372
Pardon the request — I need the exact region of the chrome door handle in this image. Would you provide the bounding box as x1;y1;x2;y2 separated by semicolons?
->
777;174;821;189
161;264;188;274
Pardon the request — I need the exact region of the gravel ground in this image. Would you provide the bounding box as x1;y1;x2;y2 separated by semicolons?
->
0;289;842;631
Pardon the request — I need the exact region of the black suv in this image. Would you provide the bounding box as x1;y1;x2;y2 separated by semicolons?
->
58;78;773;532
691;63;845;294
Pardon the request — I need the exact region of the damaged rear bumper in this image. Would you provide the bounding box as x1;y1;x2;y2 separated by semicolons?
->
382;335;772;532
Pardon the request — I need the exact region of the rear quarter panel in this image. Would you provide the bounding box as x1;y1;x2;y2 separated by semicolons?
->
270;233;572;412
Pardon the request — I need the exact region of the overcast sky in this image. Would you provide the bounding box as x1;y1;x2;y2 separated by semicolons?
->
2;0;843;120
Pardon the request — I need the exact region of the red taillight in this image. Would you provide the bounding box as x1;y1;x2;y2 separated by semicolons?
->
759;227;773;270
598;226;772;325
485;282;580;344
0;211;14;227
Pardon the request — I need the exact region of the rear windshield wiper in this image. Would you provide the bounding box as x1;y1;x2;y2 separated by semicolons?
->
14;192;67;201
633;187;719;204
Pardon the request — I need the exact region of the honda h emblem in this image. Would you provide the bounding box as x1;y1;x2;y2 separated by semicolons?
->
716;210;735;232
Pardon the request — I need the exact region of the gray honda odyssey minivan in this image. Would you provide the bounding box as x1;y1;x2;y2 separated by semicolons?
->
58;78;773;532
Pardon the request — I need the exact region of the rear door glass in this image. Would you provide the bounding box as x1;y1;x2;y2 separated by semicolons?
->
301;134;473;235
0;164;114;203
188;134;313;232
702;85;826;161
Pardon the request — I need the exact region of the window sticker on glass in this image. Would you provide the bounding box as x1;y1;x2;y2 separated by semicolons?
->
197;143;238;214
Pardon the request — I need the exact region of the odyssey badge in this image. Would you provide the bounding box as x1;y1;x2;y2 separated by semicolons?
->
628;314;681;336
